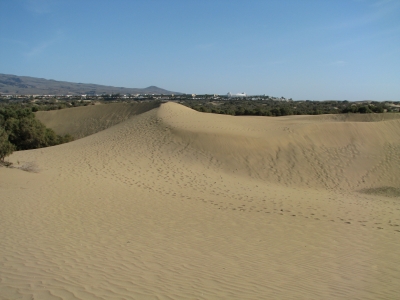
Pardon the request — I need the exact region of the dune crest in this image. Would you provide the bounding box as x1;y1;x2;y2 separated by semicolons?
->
1;102;400;299
158;102;400;192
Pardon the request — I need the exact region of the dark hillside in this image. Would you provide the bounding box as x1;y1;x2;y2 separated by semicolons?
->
0;74;180;95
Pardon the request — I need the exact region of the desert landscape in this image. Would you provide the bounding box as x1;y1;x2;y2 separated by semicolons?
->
1;102;400;299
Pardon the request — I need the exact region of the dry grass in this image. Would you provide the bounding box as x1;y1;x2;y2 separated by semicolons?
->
18;162;40;173
0;160;13;167
360;186;400;198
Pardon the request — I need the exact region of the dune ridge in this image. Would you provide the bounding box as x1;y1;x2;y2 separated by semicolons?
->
1;102;400;299
159;103;400;191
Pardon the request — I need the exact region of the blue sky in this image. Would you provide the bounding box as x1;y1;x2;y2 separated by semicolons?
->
1;0;399;100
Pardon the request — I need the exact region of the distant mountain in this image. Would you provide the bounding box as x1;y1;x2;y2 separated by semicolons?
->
0;74;180;95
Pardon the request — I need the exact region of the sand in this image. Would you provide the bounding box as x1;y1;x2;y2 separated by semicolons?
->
35;102;160;139
1;102;400;299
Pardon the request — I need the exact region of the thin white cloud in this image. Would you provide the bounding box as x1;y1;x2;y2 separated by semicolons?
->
25;40;54;57
24;30;64;57
372;0;393;7
196;43;215;50
0;38;27;47
239;60;285;70
326;23;400;50
24;0;54;14
329;60;347;66
267;60;285;65
329;0;399;30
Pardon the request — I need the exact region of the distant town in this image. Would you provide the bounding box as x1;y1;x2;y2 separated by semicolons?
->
0;92;294;102
1;91;399;117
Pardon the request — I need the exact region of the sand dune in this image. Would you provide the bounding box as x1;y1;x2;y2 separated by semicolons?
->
1;103;400;299
159;103;400;192
36;102;160;139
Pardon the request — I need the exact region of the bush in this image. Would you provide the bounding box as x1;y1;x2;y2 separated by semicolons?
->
0;127;15;161
0;106;74;154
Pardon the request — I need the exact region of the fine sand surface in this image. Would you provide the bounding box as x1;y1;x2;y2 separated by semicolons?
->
1;102;400;299
35;102;160;139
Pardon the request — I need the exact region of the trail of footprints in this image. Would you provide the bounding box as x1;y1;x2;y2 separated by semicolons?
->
199;197;400;232
157;146;399;232
68;109;400;234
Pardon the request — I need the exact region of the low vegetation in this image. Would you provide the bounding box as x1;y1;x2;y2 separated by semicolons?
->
0;106;73;162
179;99;390;116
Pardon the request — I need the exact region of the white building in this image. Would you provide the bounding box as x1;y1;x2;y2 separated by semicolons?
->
227;92;247;98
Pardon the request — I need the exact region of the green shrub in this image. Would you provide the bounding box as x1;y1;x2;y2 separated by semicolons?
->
0;127;15;161
0;106;74;154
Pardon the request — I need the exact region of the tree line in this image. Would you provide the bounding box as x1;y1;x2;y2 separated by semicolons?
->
0;106;73;162
179;100;390;116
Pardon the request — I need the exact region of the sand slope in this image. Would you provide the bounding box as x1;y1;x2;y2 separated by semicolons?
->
1;103;400;299
36;102;160;139
158;103;400;193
